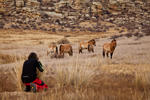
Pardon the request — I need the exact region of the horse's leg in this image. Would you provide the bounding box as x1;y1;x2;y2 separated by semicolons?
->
103;49;105;58
80;48;83;53
70;48;73;56
69;51;72;56
106;52;109;58
79;48;82;54
110;52;113;59
88;44;90;53
92;48;94;53
81;49;83;53
68;52;70;56
60;51;64;58
54;53;57;58
47;50;50;56
88;48;91;53
62;52;64;58
88;48;90;52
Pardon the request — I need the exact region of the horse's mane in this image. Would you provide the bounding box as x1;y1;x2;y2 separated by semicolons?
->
88;39;96;46
88;39;95;42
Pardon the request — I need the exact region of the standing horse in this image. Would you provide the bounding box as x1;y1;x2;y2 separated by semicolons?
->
59;44;73;57
102;39;117;59
79;39;96;53
47;43;58;58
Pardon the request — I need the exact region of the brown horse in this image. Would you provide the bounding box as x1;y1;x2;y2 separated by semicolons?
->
103;39;117;59
79;39;96;53
59;44;73;57
47;43;58;58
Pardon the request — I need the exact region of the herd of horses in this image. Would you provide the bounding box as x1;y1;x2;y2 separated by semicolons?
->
47;39;117;59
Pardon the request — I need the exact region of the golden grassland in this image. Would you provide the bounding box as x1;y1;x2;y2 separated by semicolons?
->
1;61;150;100
0;29;150;100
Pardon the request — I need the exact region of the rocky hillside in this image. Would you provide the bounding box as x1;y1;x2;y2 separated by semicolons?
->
0;0;150;35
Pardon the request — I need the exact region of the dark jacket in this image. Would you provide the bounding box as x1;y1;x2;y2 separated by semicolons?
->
21;59;44;83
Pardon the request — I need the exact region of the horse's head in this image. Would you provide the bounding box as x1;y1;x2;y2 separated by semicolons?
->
48;44;58;55
89;39;96;46
111;39;116;43
111;39;117;46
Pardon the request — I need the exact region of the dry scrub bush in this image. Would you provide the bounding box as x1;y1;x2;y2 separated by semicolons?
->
57;38;70;44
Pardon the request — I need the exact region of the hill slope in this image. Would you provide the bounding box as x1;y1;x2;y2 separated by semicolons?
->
0;0;150;35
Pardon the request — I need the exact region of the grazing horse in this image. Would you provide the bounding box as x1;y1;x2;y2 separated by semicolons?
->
47;43;58;58
79;39;96;53
103;39;117;59
59;44;73;57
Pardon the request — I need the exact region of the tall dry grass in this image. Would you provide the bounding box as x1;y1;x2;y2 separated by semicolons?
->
1;57;150;100
53;61;97;89
0;53;26;64
135;64;150;92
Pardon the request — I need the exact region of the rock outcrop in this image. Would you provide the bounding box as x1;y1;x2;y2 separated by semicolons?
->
0;0;150;35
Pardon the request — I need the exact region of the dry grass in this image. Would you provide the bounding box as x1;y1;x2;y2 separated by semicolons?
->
1;60;150;100
0;29;123;45
0;29;150;100
0;53;26;64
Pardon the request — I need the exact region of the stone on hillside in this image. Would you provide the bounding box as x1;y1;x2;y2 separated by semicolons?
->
27;1;40;8
41;11;63;18
16;0;24;7
0;0;150;33
3;23;12;29
0;21;4;28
